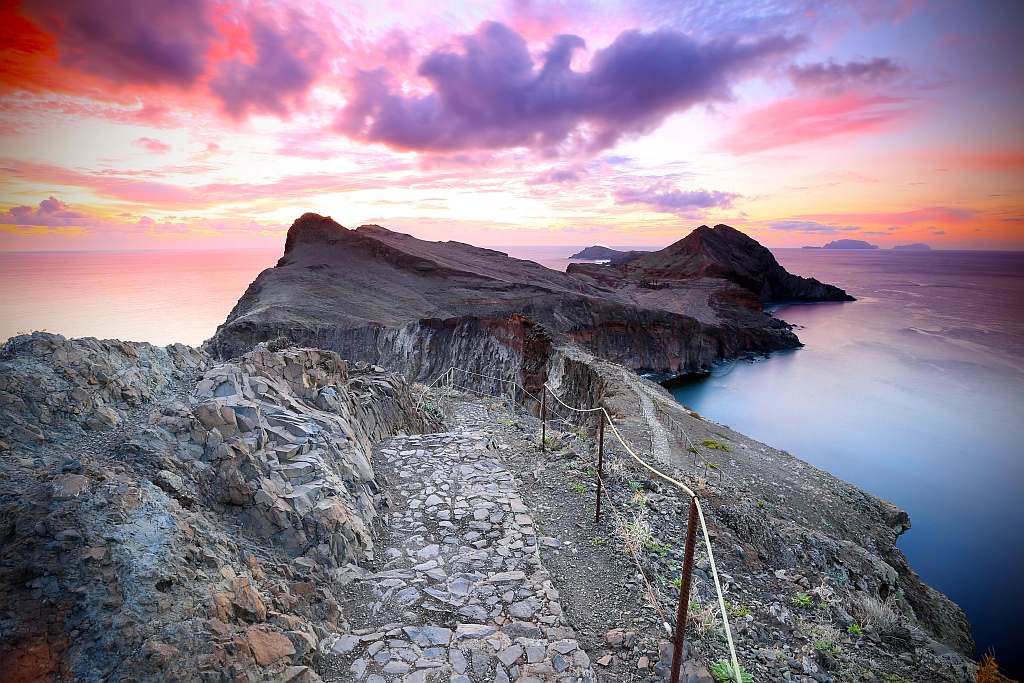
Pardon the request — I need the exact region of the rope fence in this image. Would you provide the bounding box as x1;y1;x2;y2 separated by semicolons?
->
413;366;744;683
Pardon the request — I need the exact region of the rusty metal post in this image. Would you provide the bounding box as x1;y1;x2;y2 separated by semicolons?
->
595;411;605;523
540;387;547;452
671;497;700;683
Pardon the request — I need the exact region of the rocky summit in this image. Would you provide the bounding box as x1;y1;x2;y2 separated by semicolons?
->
567;224;855;305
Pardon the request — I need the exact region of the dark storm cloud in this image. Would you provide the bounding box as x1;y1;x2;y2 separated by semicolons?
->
210;11;326;119
337;22;802;153
21;0;328;120
22;0;216;88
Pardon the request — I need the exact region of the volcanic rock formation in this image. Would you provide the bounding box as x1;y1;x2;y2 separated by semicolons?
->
207;215;852;385
569;245;649;264
568;224;855;304
822;239;879;250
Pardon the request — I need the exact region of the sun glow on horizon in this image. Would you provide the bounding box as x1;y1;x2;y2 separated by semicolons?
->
1;0;1021;252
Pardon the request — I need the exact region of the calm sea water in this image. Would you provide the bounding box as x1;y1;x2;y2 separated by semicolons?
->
2;246;1020;668
0;249;281;347
668;250;1024;671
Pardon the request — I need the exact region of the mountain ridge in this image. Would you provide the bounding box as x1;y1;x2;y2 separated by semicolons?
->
208;214;852;381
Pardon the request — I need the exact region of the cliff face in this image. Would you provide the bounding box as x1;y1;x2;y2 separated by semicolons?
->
206;215;822;384
538;346;975;663
0;332;431;681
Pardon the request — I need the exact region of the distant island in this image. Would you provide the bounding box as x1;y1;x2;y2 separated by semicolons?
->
893;243;932;250
801;246;822;249
569;244;649;264
823;239;879;249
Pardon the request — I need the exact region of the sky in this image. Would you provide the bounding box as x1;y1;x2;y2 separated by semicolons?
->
0;0;1022;251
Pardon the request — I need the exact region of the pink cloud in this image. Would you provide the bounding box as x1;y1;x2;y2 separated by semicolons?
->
13;0;338;123
716;94;914;154
1;196;86;226
789;57;904;95
337;22;802;155
0;157;404;209
525;165;587;185
210;7;327;120
132;137;172;153
501;0;591;42
614;182;739;214
20;0;216;89
796;206;980;227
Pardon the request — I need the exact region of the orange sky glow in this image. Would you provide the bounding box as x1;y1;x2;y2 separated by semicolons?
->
1;0;1021;251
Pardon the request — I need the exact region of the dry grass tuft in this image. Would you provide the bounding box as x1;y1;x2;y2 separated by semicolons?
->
977;649;1019;683
848;594;909;642
688;596;724;640
623;507;653;553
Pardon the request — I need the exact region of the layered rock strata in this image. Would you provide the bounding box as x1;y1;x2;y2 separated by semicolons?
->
0;333;431;681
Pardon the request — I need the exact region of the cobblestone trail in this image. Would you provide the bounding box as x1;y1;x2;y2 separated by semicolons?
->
320;400;597;683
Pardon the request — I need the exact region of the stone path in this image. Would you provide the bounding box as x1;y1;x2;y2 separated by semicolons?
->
320;400;597;683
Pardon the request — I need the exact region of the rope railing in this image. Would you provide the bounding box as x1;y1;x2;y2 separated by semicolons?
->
541;382;742;683
415;366;744;683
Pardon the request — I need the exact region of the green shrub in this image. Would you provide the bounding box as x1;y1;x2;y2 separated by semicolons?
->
700;439;732;452
710;659;753;683
792;592;812;607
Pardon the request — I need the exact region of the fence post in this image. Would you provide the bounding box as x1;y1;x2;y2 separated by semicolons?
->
595;411;605;523
540;387;546;452
671;497;699;683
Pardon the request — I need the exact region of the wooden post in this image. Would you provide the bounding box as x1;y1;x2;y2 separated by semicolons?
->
540;387;546;452
670;497;700;683
595;411;605;523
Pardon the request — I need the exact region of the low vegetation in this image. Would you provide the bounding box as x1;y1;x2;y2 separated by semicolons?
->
710;659;753;683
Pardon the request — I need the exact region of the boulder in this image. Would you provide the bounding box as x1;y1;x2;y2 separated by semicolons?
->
230;578;267;622
85;406;120;431
246;630;296;666
52;473;89;501
140;640;179;667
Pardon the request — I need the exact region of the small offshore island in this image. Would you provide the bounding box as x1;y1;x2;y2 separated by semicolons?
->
0;216;976;683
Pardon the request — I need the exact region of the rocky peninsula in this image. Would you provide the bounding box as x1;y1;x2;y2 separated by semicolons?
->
0;216;976;683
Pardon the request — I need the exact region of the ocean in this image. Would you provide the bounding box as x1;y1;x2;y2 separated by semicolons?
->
0;249;282;347
668;249;1024;672
1;245;1021;668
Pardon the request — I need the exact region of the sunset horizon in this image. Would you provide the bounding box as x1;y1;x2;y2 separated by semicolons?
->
1;0;1021;252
